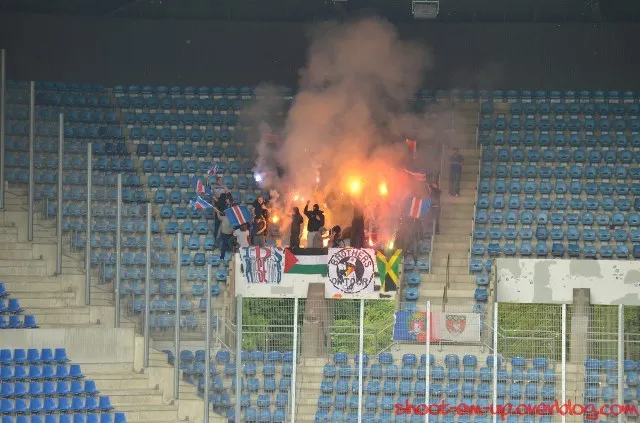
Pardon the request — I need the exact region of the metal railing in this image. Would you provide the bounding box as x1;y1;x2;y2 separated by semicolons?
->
442;253;450;309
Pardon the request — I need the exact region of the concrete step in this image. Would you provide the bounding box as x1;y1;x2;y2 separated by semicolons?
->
430;265;471;276
0;240;32;250
0;259;49;276
421;273;476;284
431;250;468;259
115;404;179;421
430;257;469;267
2;281;64;292
436;225;472;235
101;389;168;406
84;373;151;391
10;290;76;308
26;307;92;324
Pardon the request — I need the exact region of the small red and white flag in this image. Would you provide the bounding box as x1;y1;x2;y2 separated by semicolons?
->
406;138;417;157
196;179;206;195
259;121;282;144
207;163;218;176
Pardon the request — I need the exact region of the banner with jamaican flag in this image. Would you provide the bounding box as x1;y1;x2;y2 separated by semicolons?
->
376;249;402;293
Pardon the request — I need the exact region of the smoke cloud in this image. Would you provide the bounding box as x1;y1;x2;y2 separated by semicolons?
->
248;17;456;244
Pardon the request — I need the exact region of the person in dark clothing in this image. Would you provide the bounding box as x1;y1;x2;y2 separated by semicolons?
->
289;207;303;249
427;181;441;235
251;215;267;247
350;205;365;248
252;196;270;220
449;148;464;196
406;217;424;260
304;201;325;248
329;225;345;248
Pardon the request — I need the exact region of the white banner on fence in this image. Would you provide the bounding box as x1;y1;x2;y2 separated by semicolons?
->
325;248;377;299
234;248;325;298
496;258;640;305
432;312;481;342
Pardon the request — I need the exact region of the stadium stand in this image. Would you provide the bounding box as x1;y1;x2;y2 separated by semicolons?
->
473;91;640;286
5;79;640;423
0;348;125;422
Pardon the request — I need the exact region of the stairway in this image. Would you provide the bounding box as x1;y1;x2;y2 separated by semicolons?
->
0;186;210;423
420;102;480;306
295;357;326;423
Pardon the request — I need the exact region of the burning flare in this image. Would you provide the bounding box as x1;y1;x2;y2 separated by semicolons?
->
379;181;388;197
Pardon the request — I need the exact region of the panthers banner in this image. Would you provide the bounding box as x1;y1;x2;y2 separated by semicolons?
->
325;248;377;299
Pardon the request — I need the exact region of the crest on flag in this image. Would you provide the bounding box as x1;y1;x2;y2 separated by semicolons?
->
445;314;467;335
239;247;284;285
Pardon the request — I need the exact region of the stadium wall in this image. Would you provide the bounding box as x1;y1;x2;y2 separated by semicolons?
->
1;13;640;89
495;258;640;305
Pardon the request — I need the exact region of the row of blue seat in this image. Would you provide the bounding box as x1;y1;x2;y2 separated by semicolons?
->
141;159;250;175
124;112;240;126
477;195;640;213
476;209;640;226
483;166;640;183
119;281;221;297
474;225;640;242
5;141;127;156
482;148;640;165
480;180;640;197
0;396;113;414
0;414;124;423
8;81;106;93
483;101;640;116
478;131;640;147
129;126;240;142
113;85;254;96
105;266;229;282
136;143;251;159
479;116;640;132
472;242;638;259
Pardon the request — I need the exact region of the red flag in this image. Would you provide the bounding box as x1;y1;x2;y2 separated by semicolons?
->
406;138;417;156
403;168;427;181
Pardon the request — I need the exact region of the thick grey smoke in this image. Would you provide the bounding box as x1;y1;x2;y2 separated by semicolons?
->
248;18;462;243
278;17;432;198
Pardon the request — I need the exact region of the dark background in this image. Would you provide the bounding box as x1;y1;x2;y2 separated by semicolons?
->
1;4;640;90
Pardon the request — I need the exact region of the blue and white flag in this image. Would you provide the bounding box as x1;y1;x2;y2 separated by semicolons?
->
224;205;252;228
190;196;213;210
404;197;431;219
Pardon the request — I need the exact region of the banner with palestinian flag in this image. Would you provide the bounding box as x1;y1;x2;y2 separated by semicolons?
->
284;248;328;276
376;249;402;293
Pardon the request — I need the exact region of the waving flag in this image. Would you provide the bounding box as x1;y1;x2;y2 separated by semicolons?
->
190;196;213;210
207;163;218;176
376;249;402;293
195;179;206;195
403;167;428;181
259;121;282;143
406;138;417;157
224;205;252;228
405;197;431;219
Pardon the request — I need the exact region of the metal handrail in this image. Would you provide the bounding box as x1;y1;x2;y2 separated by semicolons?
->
469;144;482;268
442;253;450;311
